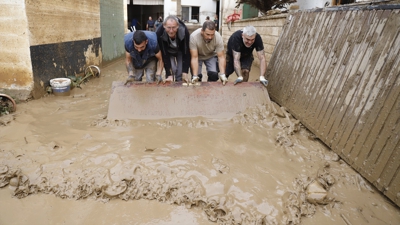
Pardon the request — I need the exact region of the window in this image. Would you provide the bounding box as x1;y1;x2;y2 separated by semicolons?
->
182;6;200;23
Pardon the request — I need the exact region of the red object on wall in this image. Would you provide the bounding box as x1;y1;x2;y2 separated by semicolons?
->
226;9;242;23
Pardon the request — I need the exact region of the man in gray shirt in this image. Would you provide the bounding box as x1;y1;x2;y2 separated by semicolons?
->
189;21;227;85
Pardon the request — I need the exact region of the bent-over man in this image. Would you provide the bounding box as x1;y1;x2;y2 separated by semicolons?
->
124;30;163;84
189;20;227;85
156;15;191;82
225;25;268;86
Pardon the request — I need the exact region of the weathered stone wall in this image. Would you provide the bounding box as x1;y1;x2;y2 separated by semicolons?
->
221;14;288;71
0;0;33;100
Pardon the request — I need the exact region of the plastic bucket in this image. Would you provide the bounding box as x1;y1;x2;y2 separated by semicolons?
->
50;78;71;96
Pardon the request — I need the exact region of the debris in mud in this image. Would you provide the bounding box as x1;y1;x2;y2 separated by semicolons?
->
306;180;328;204
0;94;16;116
282;164;337;224
0;163;274;224
72;93;86;98
0;114;14;126
68;65;100;89
144;147;156;152
212;158;230;174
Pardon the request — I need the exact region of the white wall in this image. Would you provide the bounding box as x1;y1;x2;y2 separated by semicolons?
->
296;0;329;10
164;0;177;16
164;0;216;24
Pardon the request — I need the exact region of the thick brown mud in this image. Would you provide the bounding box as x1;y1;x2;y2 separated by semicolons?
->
0;60;399;224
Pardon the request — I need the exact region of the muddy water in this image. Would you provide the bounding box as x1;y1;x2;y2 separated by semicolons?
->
0;61;399;225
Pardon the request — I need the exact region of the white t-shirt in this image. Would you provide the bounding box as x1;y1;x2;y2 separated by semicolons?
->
189;28;224;61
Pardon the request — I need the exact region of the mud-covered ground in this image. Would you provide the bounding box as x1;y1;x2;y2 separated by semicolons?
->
0;60;399;224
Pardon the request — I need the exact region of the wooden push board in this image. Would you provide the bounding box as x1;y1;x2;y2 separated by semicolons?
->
107;81;271;120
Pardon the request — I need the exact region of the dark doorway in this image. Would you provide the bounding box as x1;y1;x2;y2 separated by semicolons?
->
127;4;163;31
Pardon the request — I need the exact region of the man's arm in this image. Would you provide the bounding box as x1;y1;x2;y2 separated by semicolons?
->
257;49;268;87
257;49;266;77
190;49;199;77
217;50;226;75
155;51;164;76
125;52;134;76
232;50;242;77
181;28;191;74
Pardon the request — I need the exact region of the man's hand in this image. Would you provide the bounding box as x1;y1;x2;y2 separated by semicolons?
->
219;74;228;86
124;75;135;85
233;76;243;85
155;75;163;85
165;76;174;82
260;76;268;87
182;73;191;85
191;75;199;84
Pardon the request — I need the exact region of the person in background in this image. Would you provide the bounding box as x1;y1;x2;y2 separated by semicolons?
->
131;17;141;31
156;15;191;83
213;14;219;32
124;30;164;84
146;16;156;32
205;16;210;21
189;20;227;85
225;25;268;87
155;16;163;31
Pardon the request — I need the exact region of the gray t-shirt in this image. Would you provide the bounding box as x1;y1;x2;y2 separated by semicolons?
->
189;28;224;61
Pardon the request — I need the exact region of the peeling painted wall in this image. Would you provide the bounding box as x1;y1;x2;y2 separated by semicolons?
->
100;0;125;64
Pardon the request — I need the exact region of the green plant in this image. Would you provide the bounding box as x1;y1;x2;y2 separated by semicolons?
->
67;65;100;89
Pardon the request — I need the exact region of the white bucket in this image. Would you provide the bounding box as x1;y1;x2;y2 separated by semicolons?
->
50;78;71;96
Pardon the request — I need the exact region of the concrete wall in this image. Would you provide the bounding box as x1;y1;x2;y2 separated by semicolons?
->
0;0;33;100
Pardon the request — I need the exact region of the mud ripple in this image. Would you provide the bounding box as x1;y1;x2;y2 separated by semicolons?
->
1;163;279;224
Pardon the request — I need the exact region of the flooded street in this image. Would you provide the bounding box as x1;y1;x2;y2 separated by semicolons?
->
0;60;399;224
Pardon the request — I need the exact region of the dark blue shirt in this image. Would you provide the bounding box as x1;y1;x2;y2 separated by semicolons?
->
147;20;155;28
124;31;160;69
